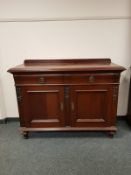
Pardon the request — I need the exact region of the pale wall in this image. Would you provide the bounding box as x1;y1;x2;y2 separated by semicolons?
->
0;0;130;19
0;0;131;118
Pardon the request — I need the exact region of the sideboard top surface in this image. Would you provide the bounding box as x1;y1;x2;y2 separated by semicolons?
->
8;58;126;73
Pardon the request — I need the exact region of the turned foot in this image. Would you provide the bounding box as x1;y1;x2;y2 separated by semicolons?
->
22;131;29;139
108;131;115;138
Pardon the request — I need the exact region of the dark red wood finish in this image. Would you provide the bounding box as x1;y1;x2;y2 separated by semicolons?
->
8;59;125;138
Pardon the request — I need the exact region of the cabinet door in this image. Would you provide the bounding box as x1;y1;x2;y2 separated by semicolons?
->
70;85;117;127
20;86;65;128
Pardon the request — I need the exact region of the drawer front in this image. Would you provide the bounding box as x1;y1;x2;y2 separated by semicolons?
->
14;75;64;85
14;73;120;85
66;74;120;84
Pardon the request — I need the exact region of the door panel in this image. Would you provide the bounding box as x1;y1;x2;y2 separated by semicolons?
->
22;86;65;127
70;85;113;127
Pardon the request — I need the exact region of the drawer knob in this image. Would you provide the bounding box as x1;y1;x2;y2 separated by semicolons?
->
88;75;95;83
39;77;45;84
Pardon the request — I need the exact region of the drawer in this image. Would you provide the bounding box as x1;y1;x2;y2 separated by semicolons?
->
66;74;119;84
14;75;64;85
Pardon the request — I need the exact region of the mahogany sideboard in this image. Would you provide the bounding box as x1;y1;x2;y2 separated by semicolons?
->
8;59;125;138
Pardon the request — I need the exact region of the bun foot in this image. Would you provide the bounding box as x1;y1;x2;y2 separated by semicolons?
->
22;131;29;139
108;131;115;138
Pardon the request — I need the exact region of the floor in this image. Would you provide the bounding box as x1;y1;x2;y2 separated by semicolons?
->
0;120;131;175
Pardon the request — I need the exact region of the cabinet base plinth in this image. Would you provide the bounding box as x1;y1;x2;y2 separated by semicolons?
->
20;126;117;138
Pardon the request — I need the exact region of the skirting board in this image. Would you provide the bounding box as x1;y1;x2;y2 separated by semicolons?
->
0;116;127;124
0;117;19;124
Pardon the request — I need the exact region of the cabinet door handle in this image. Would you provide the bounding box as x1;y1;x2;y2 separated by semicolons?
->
71;102;75;111
60;102;64;111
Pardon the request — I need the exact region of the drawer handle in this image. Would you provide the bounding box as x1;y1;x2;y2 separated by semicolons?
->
39;77;45;84
88;75;95;83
